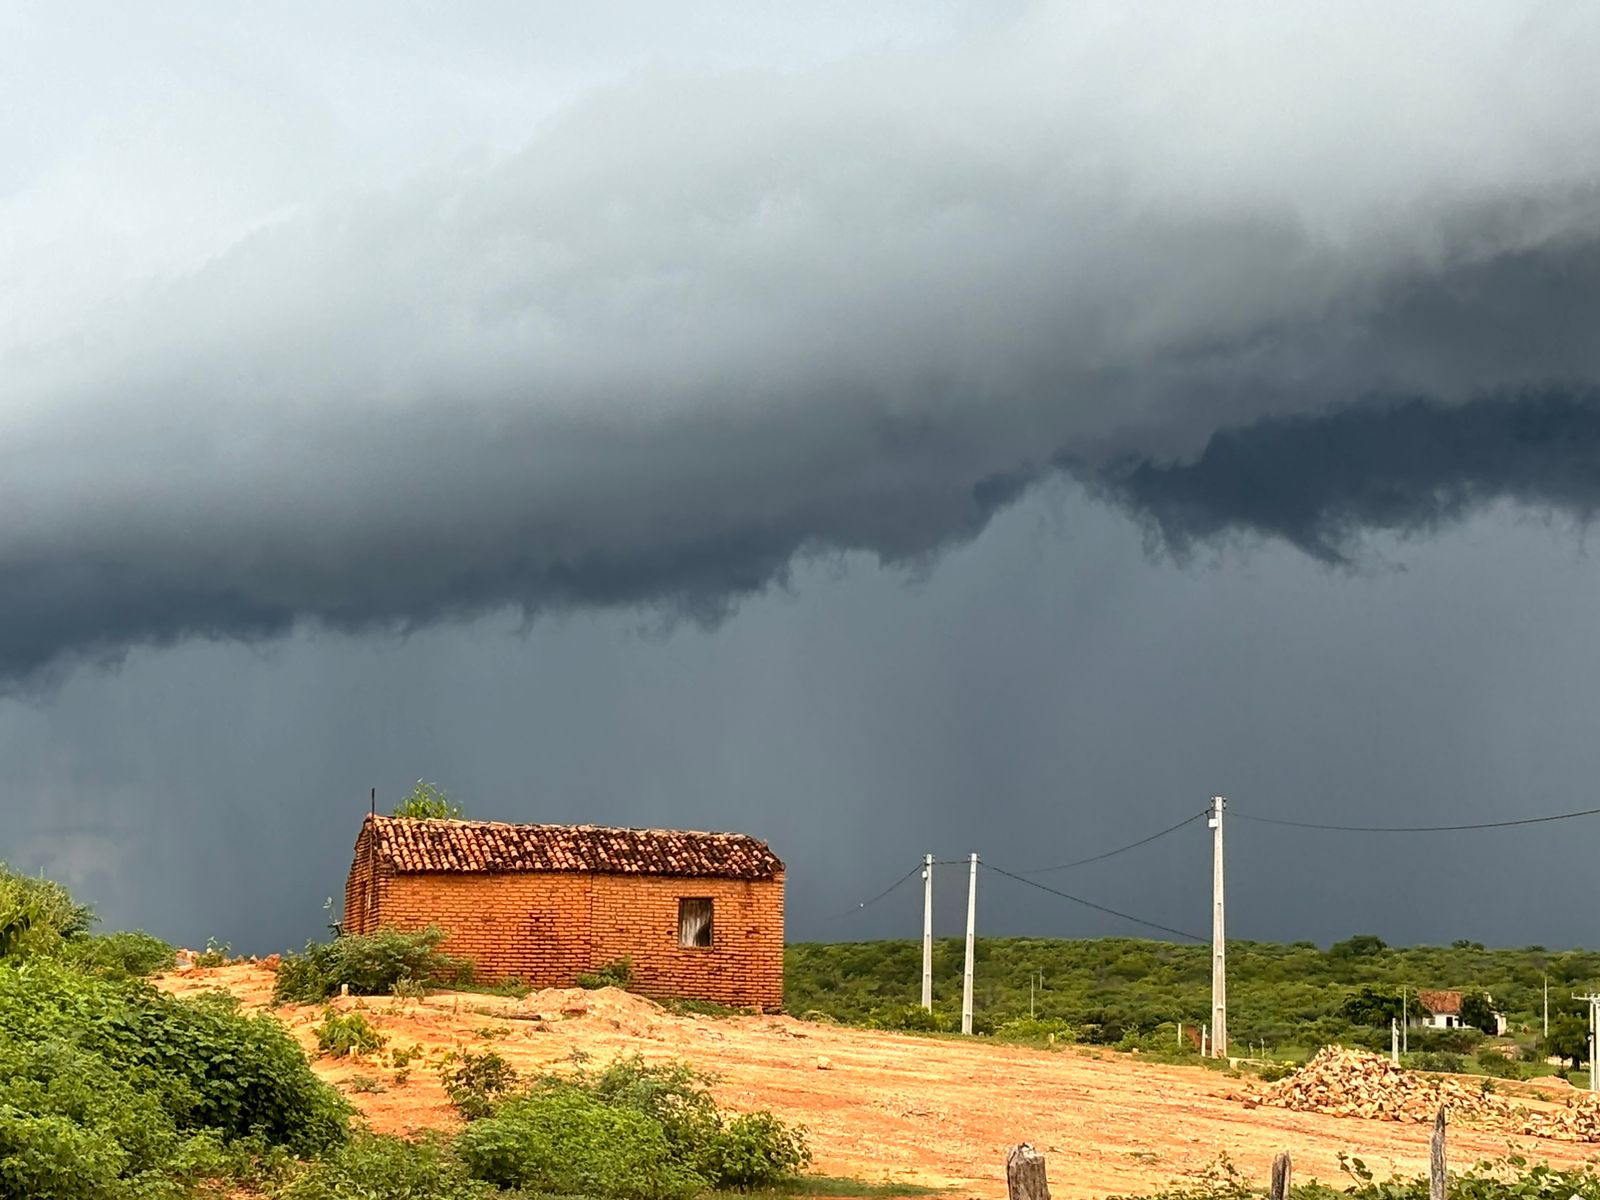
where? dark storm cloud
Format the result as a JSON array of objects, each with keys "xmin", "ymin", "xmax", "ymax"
[
  {"xmin": 1085, "ymin": 387, "xmax": 1600, "ymax": 562},
  {"xmin": 7, "ymin": 4, "xmax": 1600, "ymax": 683}
]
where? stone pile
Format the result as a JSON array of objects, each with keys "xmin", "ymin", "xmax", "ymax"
[
  {"xmin": 1254, "ymin": 1046, "xmax": 1520, "ymax": 1126},
  {"xmin": 1522, "ymin": 1093, "xmax": 1600, "ymax": 1142}
]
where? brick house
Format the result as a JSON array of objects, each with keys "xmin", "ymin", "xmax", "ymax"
[{"xmin": 343, "ymin": 814, "xmax": 785, "ymax": 1009}]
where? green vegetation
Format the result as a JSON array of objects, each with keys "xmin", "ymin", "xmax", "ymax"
[
  {"xmin": 1109, "ymin": 1153, "xmax": 1600, "ymax": 1200},
  {"xmin": 785, "ymin": 936, "xmax": 1599, "ymax": 1069},
  {"xmin": 315, "ymin": 1010, "xmax": 389, "ymax": 1058},
  {"xmin": 273, "ymin": 925, "xmax": 470, "ymax": 1004},
  {"xmin": 0, "ymin": 861, "xmax": 350, "ymax": 1198},
  {"xmin": 577, "ymin": 956, "xmax": 635, "ymax": 989},
  {"xmin": 392, "ymin": 780, "xmax": 464, "ymax": 820}
]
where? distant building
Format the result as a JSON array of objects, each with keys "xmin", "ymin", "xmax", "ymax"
[
  {"xmin": 343, "ymin": 814, "xmax": 785, "ymax": 1009},
  {"xmin": 1413, "ymin": 989, "xmax": 1508, "ymax": 1035}
]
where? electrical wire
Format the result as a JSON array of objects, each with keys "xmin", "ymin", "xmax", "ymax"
[
  {"xmin": 1016, "ymin": 810, "xmax": 1209, "ymax": 874},
  {"xmin": 1233, "ymin": 804, "xmax": 1600, "ymax": 833},
  {"xmin": 825, "ymin": 861, "xmax": 925, "ymax": 920},
  {"xmin": 981, "ymin": 861, "xmax": 1208, "ymax": 942}
]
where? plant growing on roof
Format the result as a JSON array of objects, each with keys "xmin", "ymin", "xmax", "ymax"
[{"xmin": 392, "ymin": 780, "xmax": 464, "ymax": 820}]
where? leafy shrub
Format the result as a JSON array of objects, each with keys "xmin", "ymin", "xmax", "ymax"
[
  {"xmin": 315, "ymin": 1010, "xmax": 387, "ymax": 1058},
  {"xmin": 276, "ymin": 1131, "xmax": 492, "ymax": 1200},
  {"xmin": 510, "ymin": 1054, "xmax": 810, "ymax": 1190},
  {"xmin": 576, "ymin": 956, "xmax": 634, "ymax": 989},
  {"xmin": 440, "ymin": 1049, "xmax": 520, "ymax": 1119},
  {"xmin": 1476, "ymin": 1045, "xmax": 1525, "ymax": 1079},
  {"xmin": 0, "ymin": 959, "xmax": 349, "ymax": 1155},
  {"xmin": 455, "ymin": 1089, "xmax": 704, "ymax": 1200},
  {"xmin": 194, "ymin": 937, "xmax": 231, "ymax": 967},
  {"xmin": 391, "ymin": 780, "xmax": 464, "ymax": 820},
  {"xmin": 58, "ymin": 931, "xmax": 175, "ymax": 978},
  {"xmin": 698, "ymin": 1110, "xmax": 812, "ymax": 1188},
  {"xmin": 0, "ymin": 865, "xmax": 93, "ymax": 960},
  {"xmin": 993, "ymin": 1016, "xmax": 1077, "ymax": 1043},
  {"xmin": 272, "ymin": 926, "xmax": 468, "ymax": 1004},
  {"xmin": 867, "ymin": 1004, "xmax": 952, "ymax": 1033}
]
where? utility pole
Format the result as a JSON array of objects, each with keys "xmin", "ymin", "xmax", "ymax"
[
  {"xmin": 961, "ymin": 852, "xmax": 978, "ymax": 1035},
  {"xmin": 921, "ymin": 854, "xmax": 934, "ymax": 1012},
  {"xmin": 1391, "ymin": 1017, "xmax": 1400, "ymax": 1065},
  {"xmin": 1209, "ymin": 795, "xmax": 1228, "ymax": 1058},
  {"xmin": 1544, "ymin": 973, "xmax": 1549, "ymax": 1039},
  {"xmin": 1401, "ymin": 986, "xmax": 1408, "ymax": 1055}
]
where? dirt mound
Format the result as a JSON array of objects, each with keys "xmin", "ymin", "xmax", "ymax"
[{"xmin": 1255, "ymin": 1046, "xmax": 1521, "ymax": 1126}]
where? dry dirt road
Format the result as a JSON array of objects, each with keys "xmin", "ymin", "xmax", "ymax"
[{"xmin": 158, "ymin": 965, "xmax": 1599, "ymax": 1199}]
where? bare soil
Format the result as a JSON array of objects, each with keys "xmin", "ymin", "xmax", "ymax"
[{"xmin": 157, "ymin": 965, "xmax": 1600, "ymax": 1199}]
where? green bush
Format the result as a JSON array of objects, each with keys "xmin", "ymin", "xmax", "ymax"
[
  {"xmin": 576, "ymin": 956, "xmax": 634, "ymax": 990},
  {"xmin": 0, "ymin": 959, "xmax": 349, "ymax": 1156},
  {"xmin": 0, "ymin": 865, "xmax": 93, "ymax": 960},
  {"xmin": 58, "ymin": 931, "xmax": 175, "ymax": 979},
  {"xmin": 315, "ymin": 1010, "xmax": 387, "ymax": 1058},
  {"xmin": 440, "ymin": 1049, "xmax": 520, "ymax": 1119},
  {"xmin": 510, "ymin": 1054, "xmax": 811, "ymax": 1190},
  {"xmin": 993, "ymin": 1016, "xmax": 1077, "ymax": 1043},
  {"xmin": 697, "ymin": 1110, "xmax": 812, "ymax": 1188},
  {"xmin": 455, "ymin": 1090, "xmax": 704, "ymax": 1200},
  {"xmin": 866, "ymin": 1004, "xmax": 952, "ymax": 1032},
  {"xmin": 276, "ymin": 1131, "xmax": 491, "ymax": 1200},
  {"xmin": 273, "ymin": 926, "xmax": 469, "ymax": 1004}
]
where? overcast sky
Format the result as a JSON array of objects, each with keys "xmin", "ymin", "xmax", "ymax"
[{"xmin": 6, "ymin": 2, "xmax": 1600, "ymax": 956}]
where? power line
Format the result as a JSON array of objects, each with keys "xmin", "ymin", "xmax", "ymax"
[
  {"xmin": 1017, "ymin": 810, "xmax": 1208, "ymax": 874},
  {"xmin": 982, "ymin": 861, "xmax": 1207, "ymax": 942},
  {"xmin": 826, "ymin": 861, "xmax": 924, "ymax": 920},
  {"xmin": 1234, "ymin": 803, "xmax": 1600, "ymax": 833}
]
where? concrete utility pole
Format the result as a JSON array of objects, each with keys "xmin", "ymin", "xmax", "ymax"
[
  {"xmin": 921, "ymin": 854, "xmax": 934, "ymax": 1012},
  {"xmin": 962, "ymin": 853, "xmax": 978, "ymax": 1034},
  {"xmin": 1209, "ymin": 795, "xmax": 1228, "ymax": 1058},
  {"xmin": 1401, "ymin": 986, "xmax": 1408, "ymax": 1055},
  {"xmin": 1544, "ymin": 973, "xmax": 1549, "ymax": 1039},
  {"xmin": 1574, "ymin": 993, "xmax": 1600, "ymax": 1092}
]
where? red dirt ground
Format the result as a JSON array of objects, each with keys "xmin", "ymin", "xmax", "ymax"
[{"xmin": 157, "ymin": 964, "xmax": 1600, "ymax": 1199}]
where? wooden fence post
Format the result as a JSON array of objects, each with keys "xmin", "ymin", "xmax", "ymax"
[
  {"xmin": 1429, "ymin": 1105, "xmax": 1447, "ymax": 1200},
  {"xmin": 1270, "ymin": 1152, "xmax": 1292, "ymax": 1200},
  {"xmin": 1007, "ymin": 1144, "xmax": 1050, "ymax": 1200}
]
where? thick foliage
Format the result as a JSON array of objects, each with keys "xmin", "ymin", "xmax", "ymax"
[
  {"xmin": 455, "ymin": 1090, "xmax": 703, "ymax": 1200},
  {"xmin": 57, "ymin": 931, "xmax": 175, "ymax": 979},
  {"xmin": 467, "ymin": 1049, "xmax": 806, "ymax": 1196},
  {"xmin": 273, "ymin": 926, "xmax": 469, "ymax": 1004},
  {"xmin": 275, "ymin": 1132, "xmax": 491, "ymax": 1200},
  {"xmin": 0, "ymin": 961, "xmax": 348, "ymax": 1157},
  {"xmin": 786, "ymin": 936, "xmax": 1592, "ymax": 1059},
  {"xmin": 0, "ymin": 865, "xmax": 93, "ymax": 960}
]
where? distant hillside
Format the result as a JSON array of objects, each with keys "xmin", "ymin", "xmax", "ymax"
[{"xmin": 784, "ymin": 937, "xmax": 1600, "ymax": 1052}]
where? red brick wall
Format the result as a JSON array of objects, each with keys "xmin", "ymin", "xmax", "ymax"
[
  {"xmin": 590, "ymin": 874, "xmax": 784, "ymax": 1010},
  {"xmin": 343, "ymin": 846, "xmax": 784, "ymax": 1008}
]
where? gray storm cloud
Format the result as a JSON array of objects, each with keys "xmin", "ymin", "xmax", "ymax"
[{"xmin": 6, "ymin": 3, "xmax": 1600, "ymax": 682}]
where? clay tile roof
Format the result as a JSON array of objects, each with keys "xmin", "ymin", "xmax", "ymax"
[
  {"xmin": 362, "ymin": 814, "xmax": 783, "ymax": 880},
  {"xmin": 1417, "ymin": 989, "xmax": 1462, "ymax": 1015}
]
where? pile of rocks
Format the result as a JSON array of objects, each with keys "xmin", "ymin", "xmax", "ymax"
[
  {"xmin": 1522, "ymin": 1093, "xmax": 1600, "ymax": 1141},
  {"xmin": 1254, "ymin": 1046, "xmax": 1519, "ymax": 1126}
]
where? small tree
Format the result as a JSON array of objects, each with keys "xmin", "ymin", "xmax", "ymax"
[
  {"xmin": 1328, "ymin": 934, "xmax": 1388, "ymax": 960},
  {"xmin": 1544, "ymin": 1014, "xmax": 1589, "ymax": 1068},
  {"xmin": 1459, "ymin": 990, "xmax": 1498, "ymax": 1035},
  {"xmin": 392, "ymin": 780, "xmax": 463, "ymax": 820}
]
